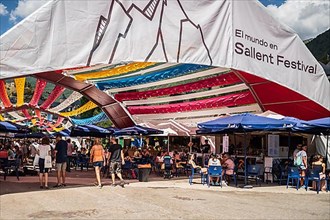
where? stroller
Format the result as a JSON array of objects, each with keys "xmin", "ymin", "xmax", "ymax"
[{"xmin": 163, "ymin": 156, "xmax": 173, "ymax": 179}]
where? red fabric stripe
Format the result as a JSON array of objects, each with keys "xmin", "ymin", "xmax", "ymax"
[
  {"xmin": 128, "ymin": 91, "xmax": 255, "ymax": 114},
  {"xmin": 21, "ymin": 109, "xmax": 32, "ymax": 120},
  {"xmin": 53, "ymin": 117, "xmax": 64, "ymax": 127},
  {"xmin": 40, "ymin": 85, "xmax": 65, "ymax": 109},
  {"xmin": 0, "ymin": 80, "xmax": 12, "ymax": 107},
  {"xmin": 115, "ymin": 72, "xmax": 241, "ymax": 101},
  {"xmin": 29, "ymin": 79, "xmax": 47, "ymax": 106}
]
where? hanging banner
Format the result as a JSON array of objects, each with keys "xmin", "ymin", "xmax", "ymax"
[
  {"xmin": 0, "ymin": 80, "xmax": 12, "ymax": 107},
  {"xmin": 49, "ymin": 91, "xmax": 83, "ymax": 112},
  {"xmin": 29, "ymin": 79, "xmax": 47, "ymax": 106},
  {"xmin": 14, "ymin": 77, "xmax": 25, "ymax": 107},
  {"xmin": 222, "ymin": 135, "xmax": 229, "ymax": 153},
  {"xmin": 115, "ymin": 72, "xmax": 239, "ymax": 101},
  {"xmin": 267, "ymin": 134, "xmax": 279, "ymax": 157},
  {"xmin": 128, "ymin": 91, "xmax": 254, "ymax": 114},
  {"xmin": 60, "ymin": 101, "xmax": 98, "ymax": 117},
  {"xmin": 96, "ymin": 64, "xmax": 209, "ymax": 90},
  {"xmin": 40, "ymin": 85, "xmax": 65, "ymax": 109},
  {"xmin": 71, "ymin": 112, "xmax": 108, "ymax": 125},
  {"xmin": 75, "ymin": 62, "xmax": 156, "ymax": 81}
]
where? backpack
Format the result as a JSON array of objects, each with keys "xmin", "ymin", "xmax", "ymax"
[{"xmin": 294, "ymin": 151, "xmax": 303, "ymax": 166}]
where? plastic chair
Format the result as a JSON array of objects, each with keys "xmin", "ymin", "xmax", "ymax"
[
  {"xmin": 305, "ymin": 169, "xmax": 322, "ymax": 194},
  {"xmin": 122, "ymin": 160, "xmax": 135, "ymax": 179},
  {"xmin": 207, "ymin": 165, "xmax": 222, "ymax": 188},
  {"xmin": 75, "ymin": 154, "xmax": 89, "ymax": 171},
  {"xmin": 3, "ymin": 158, "xmax": 20, "ymax": 180},
  {"xmin": 286, "ymin": 167, "xmax": 303, "ymax": 190},
  {"xmin": 277, "ymin": 165, "xmax": 288, "ymax": 185},
  {"xmin": 247, "ymin": 165, "xmax": 261, "ymax": 186},
  {"xmin": 163, "ymin": 157, "xmax": 172, "ymax": 179}
]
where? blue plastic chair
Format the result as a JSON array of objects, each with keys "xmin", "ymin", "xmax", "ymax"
[
  {"xmin": 277, "ymin": 165, "xmax": 288, "ymax": 185},
  {"xmin": 305, "ymin": 169, "xmax": 322, "ymax": 194},
  {"xmin": 286, "ymin": 167, "xmax": 303, "ymax": 190},
  {"xmin": 247, "ymin": 165, "xmax": 261, "ymax": 186},
  {"xmin": 75, "ymin": 154, "xmax": 89, "ymax": 171},
  {"xmin": 207, "ymin": 165, "xmax": 222, "ymax": 188}
]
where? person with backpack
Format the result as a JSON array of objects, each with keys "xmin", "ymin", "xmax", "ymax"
[
  {"xmin": 295, "ymin": 145, "xmax": 308, "ymax": 187},
  {"xmin": 293, "ymin": 144, "xmax": 302, "ymax": 165}
]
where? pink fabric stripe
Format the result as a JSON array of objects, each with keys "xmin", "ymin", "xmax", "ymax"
[
  {"xmin": 115, "ymin": 72, "xmax": 241, "ymax": 101},
  {"xmin": 128, "ymin": 91, "xmax": 255, "ymax": 114}
]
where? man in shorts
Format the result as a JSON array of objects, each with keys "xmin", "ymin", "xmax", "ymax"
[
  {"xmin": 107, "ymin": 137, "xmax": 125, "ymax": 186},
  {"xmin": 54, "ymin": 134, "xmax": 68, "ymax": 187},
  {"xmin": 296, "ymin": 145, "xmax": 308, "ymax": 187}
]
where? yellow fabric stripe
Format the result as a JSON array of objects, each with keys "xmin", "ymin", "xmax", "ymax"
[
  {"xmin": 52, "ymin": 126, "xmax": 65, "ymax": 132},
  {"xmin": 14, "ymin": 77, "xmax": 25, "ymax": 107},
  {"xmin": 74, "ymin": 62, "xmax": 156, "ymax": 81},
  {"xmin": 0, "ymin": 114, "xmax": 4, "ymax": 121},
  {"xmin": 60, "ymin": 101, "xmax": 98, "ymax": 117},
  {"xmin": 31, "ymin": 119, "xmax": 37, "ymax": 125}
]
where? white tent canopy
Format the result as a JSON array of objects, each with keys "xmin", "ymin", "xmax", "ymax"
[{"xmin": 0, "ymin": 0, "xmax": 329, "ymax": 126}]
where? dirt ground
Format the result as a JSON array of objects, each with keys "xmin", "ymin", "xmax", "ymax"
[{"xmin": 1, "ymin": 170, "xmax": 329, "ymax": 219}]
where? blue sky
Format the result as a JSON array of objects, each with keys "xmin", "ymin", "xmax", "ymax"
[{"xmin": 0, "ymin": 0, "xmax": 329, "ymax": 40}]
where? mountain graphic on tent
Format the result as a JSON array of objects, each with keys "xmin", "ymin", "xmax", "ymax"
[{"xmin": 87, "ymin": 0, "xmax": 212, "ymax": 66}]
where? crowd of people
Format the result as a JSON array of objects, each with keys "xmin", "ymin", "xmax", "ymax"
[{"xmin": 0, "ymin": 137, "xmax": 328, "ymax": 191}]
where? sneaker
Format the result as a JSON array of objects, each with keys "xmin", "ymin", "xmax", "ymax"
[
  {"xmin": 53, "ymin": 184, "xmax": 62, "ymax": 188},
  {"xmin": 300, "ymin": 185, "xmax": 306, "ymax": 189},
  {"xmin": 62, "ymin": 184, "xmax": 66, "ymax": 187},
  {"xmin": 98, "ymin": 184, "xmax": 103, "ymax": 189},
  {"xmin": 45, "ymin": 186, "xmax": 49, "ymax": 190}
]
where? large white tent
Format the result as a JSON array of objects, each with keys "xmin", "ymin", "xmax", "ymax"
[{"xmin": 0, "ymin": 0, "xmax": 329, "ymax": 128}]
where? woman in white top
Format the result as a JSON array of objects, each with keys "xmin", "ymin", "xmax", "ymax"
[
  {"xmin": 37, "ymin": 137, "xmax": 52, "ymax": 189},
  {"xmin": 208, "ymin": 154, "xmax": 221, "ymax": 185}
]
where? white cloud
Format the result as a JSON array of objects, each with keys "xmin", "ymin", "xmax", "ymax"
[
  {"xmin": 266, "ymin": 0, "xmax": 330, "ymax": 40},
  {"xmin": 0, "ymin": 3, "xmax": 9, "ymax": 16},
  {"xmin": 9, "ymin": 0, "xmax": 50, "ymax": 23}
]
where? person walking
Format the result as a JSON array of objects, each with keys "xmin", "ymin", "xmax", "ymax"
[
  {"xmin": 90, "ymin": 138, "xmax": 105, "ymax": 189},
  {"xmin": 107, "ymin": 137, "xmax": 125, "ymax": 187},
  {"xmin": 54, "ymin": 134, "xmax": 68, "ymax": 188},
  {"xmin": 37, "ymin": 137, "xmax": 52, "ymax": 189}
]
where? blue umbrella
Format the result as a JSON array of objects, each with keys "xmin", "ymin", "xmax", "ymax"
[
  {"xmin": 114, "ymin": 125, "xmax": 163, "ymax": 136},
  {"xmin": 14, "ymin": 132, "xmax": 48, "ymax": 138},
  {"xmin": 198, "ymin": 113, "xmax": 295, "ymax": 132},
  {"xmin": 0, "ymin": 121, "xmax": 31, "ymax": 133},
  {"xmin": 51, "ymin": 129, "xmax": 71, "ymax": 137},
  {"xmin": 293, "ymin": 117, "xmax": 330, "ymax": 134},
  {"xmin": 197, "ymin": 113, "xmax": 295, "ymax": 187},
  {"xmin": 70, "ymin": 125, "xmax": 112, "ymax": 137}
]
